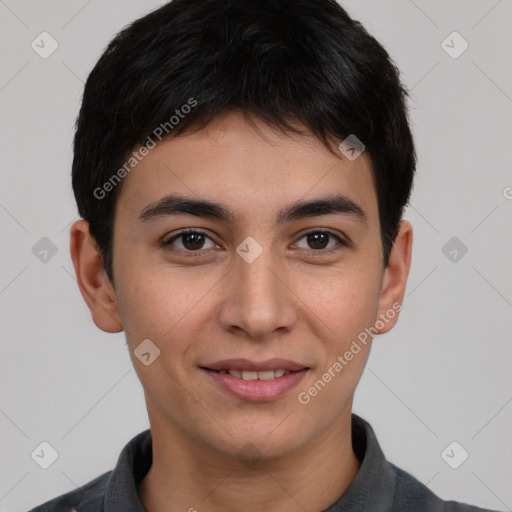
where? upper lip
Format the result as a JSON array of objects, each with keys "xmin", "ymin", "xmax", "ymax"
[{"xmin": 203, "ymin": 358, "xmax": 309, "ymax": 372}]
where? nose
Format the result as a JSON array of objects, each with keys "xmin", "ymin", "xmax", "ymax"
[{"xmin": 217, "ymin": 242, "xmax": 299, "ymax": 341}]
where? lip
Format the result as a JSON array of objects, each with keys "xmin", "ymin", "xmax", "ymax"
[
  {"xmin": 203, "ymin": 358, "xmax": 308, "ymax": 372},
  {"xmin": 202, "ymin": 367, "xmax": 309, "ymax": 402}
]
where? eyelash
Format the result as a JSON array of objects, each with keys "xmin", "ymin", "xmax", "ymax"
[{"xmin": 160, "ymin": 229, "xmax": 349, "ymax": 258}]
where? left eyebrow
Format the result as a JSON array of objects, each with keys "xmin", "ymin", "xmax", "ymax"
[
  {"xmin": 137, "ymin": 193, "xmax": 367, "ymax": 226},
  {"xmin": 276, "ymin": 194, "xmax": 367, "ymax": 226}
]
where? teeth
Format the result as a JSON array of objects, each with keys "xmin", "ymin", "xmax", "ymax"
[
  {"xmin": 257, "ymin": 371, "xmax": 276, "ymax": 380},
  {"xmin": 223, "ymin": 369, "xmax": 291, "ymax": 380}
]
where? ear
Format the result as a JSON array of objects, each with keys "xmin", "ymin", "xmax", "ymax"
[
  {"xmin": 69, "ymin": 219, "xmax": 123, "ymax": 333},
  {"xmin": 375, "ymin": 220, "xmax": 413, "ymax": 334}
]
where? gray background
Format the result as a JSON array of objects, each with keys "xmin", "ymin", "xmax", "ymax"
[{"xmin": 0, "ymin": 1, "xmax": 511, "ymax": 510}]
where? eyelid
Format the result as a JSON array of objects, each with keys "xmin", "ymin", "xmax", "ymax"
[{"xmin": 163, "ymin": 228, "xmax": 215, "ymax": 244}]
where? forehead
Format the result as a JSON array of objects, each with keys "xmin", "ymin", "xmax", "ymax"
[{"xmin": 115, "ymin": 111, "xmax": 378, "ymax": 227}]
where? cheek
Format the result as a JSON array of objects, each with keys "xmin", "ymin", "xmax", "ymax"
[
  {"xmin": 115, "ymin": 276, "xmax": 166, "ymax": 339},
  {"xmin": 300, "ymin": 265, "xmax": 382, "ymax": 349},
  {"xmin": 294, "ymin": 268, "xmax": 380, "ymax": 417},
  {"xmin": 114, "ymin": 261, "xmax": 219, "ymax": 354}
]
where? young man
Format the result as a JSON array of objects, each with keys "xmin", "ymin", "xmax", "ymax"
[{"xmin": 29, "ymin": 0, "xmax": 502, "ymax": 511}]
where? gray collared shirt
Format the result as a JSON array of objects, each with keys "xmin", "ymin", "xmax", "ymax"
[{"xmin": 28, "ymin": 414, "xmax": 502, "ymax": 512}]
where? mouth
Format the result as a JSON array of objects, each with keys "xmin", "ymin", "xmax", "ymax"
[{"xmin": 201, "ymin": 358, "xmax": 310, "ymax": 402}]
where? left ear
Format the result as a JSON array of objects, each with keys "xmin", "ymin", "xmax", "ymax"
[{"xmin": 375, "ymin": 220, "xmax": 413, "ymax": 334}]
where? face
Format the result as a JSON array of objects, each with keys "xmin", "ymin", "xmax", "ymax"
[{"xmin": 72, "ymin": 111, "xmax": 412, "ymax": 461}]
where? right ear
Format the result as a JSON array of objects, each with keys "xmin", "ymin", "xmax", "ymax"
[{"xmin": 69, "ymin": 220, "xmax": 123, "ymax": 333}]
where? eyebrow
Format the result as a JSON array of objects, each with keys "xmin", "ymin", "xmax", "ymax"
[{"xmin": 137, "ymin": 193, "xmax": 367, "ymax": 226}]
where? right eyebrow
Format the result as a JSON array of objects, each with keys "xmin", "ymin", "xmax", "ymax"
[{"xmin": 138, "ymin": 195, "xmax": 238, "ymax": 224}]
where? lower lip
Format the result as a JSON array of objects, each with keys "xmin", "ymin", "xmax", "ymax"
[{"xmin": 203, "ymin": 369, "xmax": 308, "ymax": 402}]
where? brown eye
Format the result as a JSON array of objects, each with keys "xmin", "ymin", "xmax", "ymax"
[
  {"xmin": 179, "ymin": 232, "xmax": 206, "ymax": 250},
  {"xmin": 162, "ymin": 229, "xmax": 217, "ymax": 254},
  {"xmin": 295, "ymin": 230, "xmax": 347, "ymax": 252},
  {"xmin": 306, "ymin": 232, "xmax": 329, "ymax": 250}
]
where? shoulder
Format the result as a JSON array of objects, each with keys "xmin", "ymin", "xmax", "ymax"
[
  {"xmin": 391, "ymin": 463, "xmax": 503, "ymax": 512},
  {"xmin": 27, "ymin": 471, "xmax": 111, "ymax": 512}
]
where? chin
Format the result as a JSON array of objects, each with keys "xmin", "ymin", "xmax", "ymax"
[{"xmin": 205, "ymin": 421, "xmax": 308, "ymax": 462}]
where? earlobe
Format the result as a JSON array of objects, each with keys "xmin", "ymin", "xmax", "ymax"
[
  {"xmin": 375, "ymin": 220, "xmax": 413, "ymax": 335},
  {"xmin": 69, "ymin": 220, "xmax": 123, "ymax": 333}
]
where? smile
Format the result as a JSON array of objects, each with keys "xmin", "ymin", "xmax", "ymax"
[{"xmin": 201, "ymin": 358, "xmax": 310, "ymax": 401}]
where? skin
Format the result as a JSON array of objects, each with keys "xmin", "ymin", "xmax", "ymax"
[{"xmin": 70, "ymin": 111, "xmax": 412, "ymax": 512}]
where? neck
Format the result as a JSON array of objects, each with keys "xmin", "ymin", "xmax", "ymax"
[{"xmin": 138, "ymin": 407, "xmax": 360, "ymax": 512}]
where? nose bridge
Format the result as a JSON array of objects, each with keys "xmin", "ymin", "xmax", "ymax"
[{"xmin": 240, "ymin": 250, "xmax": 280, "ymax": 302}]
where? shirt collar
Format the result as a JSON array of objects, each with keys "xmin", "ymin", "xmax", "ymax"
[
  {"xmin": 103, "ymin": 414, "xmax": 396, "ymax": 512},
  {"xmin": 104, "ymin": 428, "xmax": 152, "ymax": 512},
  {"xmin": 324, "ymin": 414, "xmax": 396, "ymax": 511}
]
